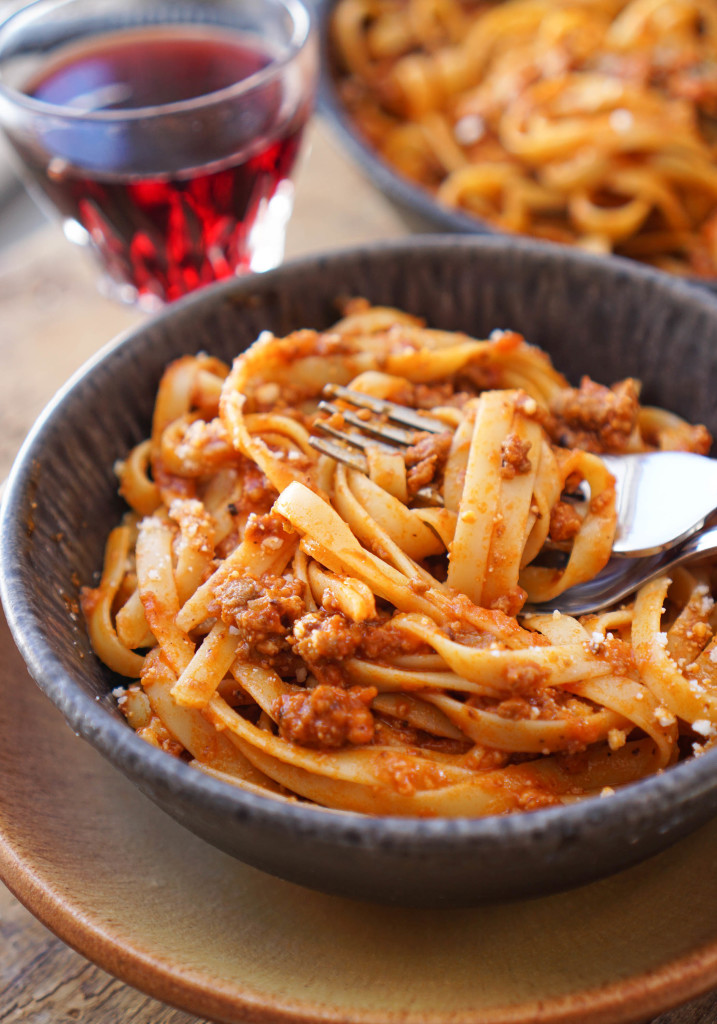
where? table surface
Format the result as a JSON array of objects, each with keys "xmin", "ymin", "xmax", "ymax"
[{"xmin": 1, "ymin": 117, "xmax": 716, "ymax": 1024}]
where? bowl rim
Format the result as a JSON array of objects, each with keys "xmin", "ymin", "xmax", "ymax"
[{"xmin": 4, "ymin": 233, "xmax": 717, "ymax": 851}]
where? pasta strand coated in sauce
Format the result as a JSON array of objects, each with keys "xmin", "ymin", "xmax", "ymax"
[{"xmin": 82, "ymin": 302, "xmax": 717, "ymax": 816}]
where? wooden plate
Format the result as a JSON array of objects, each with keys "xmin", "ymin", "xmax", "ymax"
[{"xmin": 2, "ymin": 602, "xmax": 717, "ymax": 1024}]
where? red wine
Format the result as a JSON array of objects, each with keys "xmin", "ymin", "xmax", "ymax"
[{"xmin": 16, "ymin": 28, "xmax": 310, "ymax": 303}]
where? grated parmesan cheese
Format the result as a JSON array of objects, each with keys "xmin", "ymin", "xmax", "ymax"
[
  {"xmin": 454, "ymin": 114, "xmax": 485, "ymax": 145},
  {"xmin": 609, "ymin": 108, "xmax": 634, "ymax": 132},
  {"xmin": 588, "ymin": 631, "xmax": 605, "ymax": 654},
  {"xmin": 262, "ymin": 535, "xmax": 283, "ymax": 550},
  {"xmin": 608, "ymin": 729, "xmax": 626, "ymax": 751},
  {"xmin": 654, "ymin": 706, "xmax": 676, "ymax": 727},
  {"xmin": 521, "ymin": 397, "xmax": 538, "ymax": 416}
]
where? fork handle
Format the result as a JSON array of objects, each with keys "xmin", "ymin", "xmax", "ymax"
[
  {"xmin": 666, "ymin": 521, "xmax": 717, "ymax": 569},
  {"xmin": 604, "ymin": 523, "xmax": 717, "ymax": 606},
  {"xmin": 597, "ymin": 524, "xmax": 717, "ymax": 608},
  {"xmin": 525, "ymin": 523, "xmax": 717, "ymax": 617}
]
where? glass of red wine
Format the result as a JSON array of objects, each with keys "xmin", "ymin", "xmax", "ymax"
[{"xmin": 0, "ymin": 0, "xmax": 317, "ymax": 308}]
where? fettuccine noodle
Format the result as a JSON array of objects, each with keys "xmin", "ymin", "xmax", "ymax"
[
  {"xmin": 330, "ymin": 0, "xmax": 717, "ymax": 276},
  {"xmin": 82, "ymin": 301, "xmax": 717, "ymax": 816}
]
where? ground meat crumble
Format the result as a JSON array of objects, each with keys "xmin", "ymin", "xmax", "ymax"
[
  {"xmin": 291, "ymin": 611, "xmax": 365, "ymax": 663},
  {"xmin": 411, "ymin": 381, "xmax": 472, "ymax": 409},
  {"xmin": 244, "ymin": 510, "xmax": 293, "ymax": 545},
  {"xmin": 403, "ymin": 431, "xmax": 453, "ymax": 495},
  {"xmin": 549, "ymin": 500, "xmax": 583, "ymax": 542},
  {"xmin": 500, "ymin": 433, "xmax": 532, "ymax": 478},
  {"xmin": 548, "ymin": 376, "xmax": 639, "ymax": 453},
  {"xmin": 489, "ymin": 585, "xmax": 528, "ymax": 616},
  {"xmin": 233, "ymin": 458, "xmax": 279, "ymax": 514},
  {"xmin": 503, "ymin": 661, "xmax": 551, "ymax": 693},
  {"xmin": 210, "ymin": 570, "xmax": 306, "ymax": 669},
  {"xmin": 290, "ymin": 608, "xmax": 426, "ymax": 671},
  {"xmin": 168, "ymin": 416, "xmax": 235, "ymax": 476},
  {"xmin": 274, "ymin": 684, "xmax": 377, "ymax": 747}
]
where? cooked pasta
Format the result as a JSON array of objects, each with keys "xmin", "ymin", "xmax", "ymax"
[
  {"xmin": 330, "ymin": 0, "xmax": 717, "ymax": 276},
  {"xmin": 82, "ymin": 301, "xmax": 717, "ymax": 816}
]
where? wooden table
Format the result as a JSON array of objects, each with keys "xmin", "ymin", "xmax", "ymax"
[{"xmin": 0, "ymin": 118, "xmax": 716, "ymax": 1024}]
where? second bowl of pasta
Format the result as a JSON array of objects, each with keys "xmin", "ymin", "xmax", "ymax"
[
  {"xmin": 321, "ymin": 0, "xmax": 717, "ymax": 283},
  {"xmin": 2, "ymin": 235, "xmax": 717, "ymax": 906}
]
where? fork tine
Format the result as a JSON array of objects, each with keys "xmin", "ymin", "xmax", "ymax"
[
  {"xmin": 308, "ymin": 435, "xmax": 368, "ymax": 471},
  {"xmin": 315, "ymin": 419, "xmax": 395, "ymax": 453},
  {"xmin": 318, "ymin": 401, "xmax": 417, "ymax": 446},
  {"xmin": 322, "ymin": 384, "xmax": 447, "ymax": 434},
  {"xmin": 309, "ymin": 433, "xmax": 444, "ymax": 507}
]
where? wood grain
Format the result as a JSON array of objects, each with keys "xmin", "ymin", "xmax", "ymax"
[
  {"xmin": 5, "ymin": 867, "xmax": 717, "ymax": 1024},
  {"xmin": 652, "ymin": 994, "xmax": 717, "ymax": 1024},
  {"xmin": 0, "ymin": 893, "xmax": 205, "ymax": 1023}
]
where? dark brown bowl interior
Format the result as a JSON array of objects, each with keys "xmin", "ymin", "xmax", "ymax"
[{"xmin": 2, "ymin": 236, "xmax": 717, "ymax": 907}]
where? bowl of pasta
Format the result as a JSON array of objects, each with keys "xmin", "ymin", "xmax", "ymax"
[
  {"xmin": 2, "ymin": 236, "xmax": 717, "ymax": 907},
  {"xmin": 321, "ymin": 0, "xmax": 717, "ymax": 282}
]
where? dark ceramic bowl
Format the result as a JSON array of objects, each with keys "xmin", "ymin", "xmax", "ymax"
[
  {"xmin": 3, "ymin": 237, "xmax": 717, "ymax": 908},
  {"xmin": 317, "ymin": 3, "xmax": 717, "ymax": 293}
]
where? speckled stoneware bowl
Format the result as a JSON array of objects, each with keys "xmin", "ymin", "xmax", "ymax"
[{"xmin": 2, "ymin": 237, "xmax": 717, "ymax": 908}]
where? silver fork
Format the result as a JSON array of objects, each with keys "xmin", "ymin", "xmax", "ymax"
[
  {"xmin": 524, "ymin": 526, "xmax": 717, "ymax": 615},
  {"xmin": 309, "ymin": 384, "xmax": 717, "ymax": 614},
  {"xmin": 310, "ymin": 383, "xmax": 450, "ymax": 507}
]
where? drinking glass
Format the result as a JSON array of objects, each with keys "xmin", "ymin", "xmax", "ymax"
[{"xmin": 0, "ymin": 0, "xmax": 317, "ymax": 308}]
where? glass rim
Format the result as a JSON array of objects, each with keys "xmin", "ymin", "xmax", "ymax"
[{"xmin": 0, "ymin": 0, "xmax": 314, "ymax": 122}]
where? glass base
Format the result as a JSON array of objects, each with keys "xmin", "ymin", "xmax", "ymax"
[
  {"xmin": 96, "ymin": 275, "xmax": 165, "ymax": 313},
  {"xmin": 61, "ymin": 178, "xmax": 296, "ymax": 312}
]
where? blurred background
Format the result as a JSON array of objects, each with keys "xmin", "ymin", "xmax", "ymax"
[
  {"xmin": 0, "ymin": 1, "xmax": 47, "ymax": 252},
  {"xmin": 0, "ymin": 138, "xmax": 46, "ymax": 251}
]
